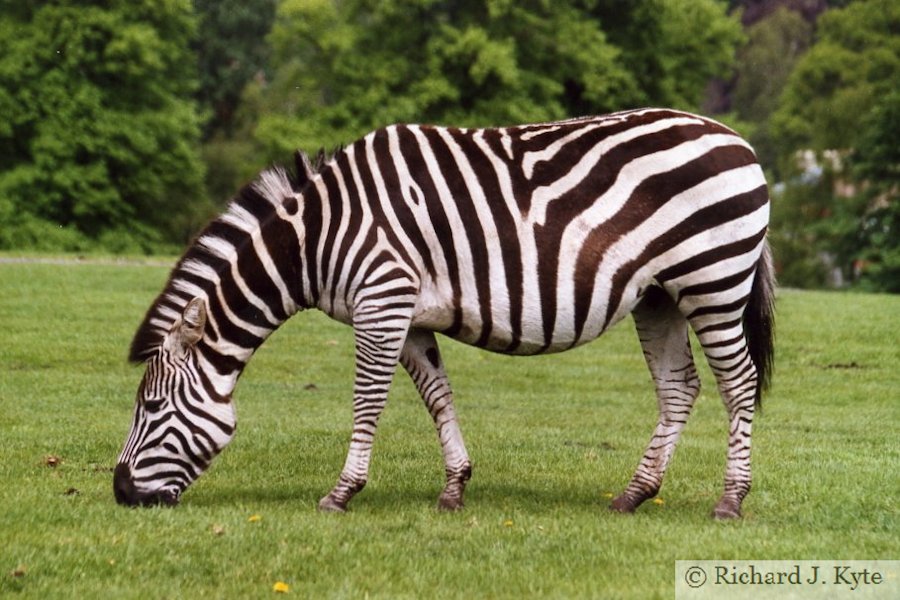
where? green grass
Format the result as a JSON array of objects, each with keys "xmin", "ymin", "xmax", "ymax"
[{"xmin": 1, "ymin": 260, "xmax": 898, "ymax": 598}]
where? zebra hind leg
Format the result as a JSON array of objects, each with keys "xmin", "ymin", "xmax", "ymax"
[
  {"xmin": 611, "ymin": 286, "xmax": 700, "ymax": 514},
  {"xmin": 400, "ymin": 329, "xmax": 472, "ymax": 510},
  {"xmin": 685, "ymin": 294, "xmax": 759, "ymax": 519}
]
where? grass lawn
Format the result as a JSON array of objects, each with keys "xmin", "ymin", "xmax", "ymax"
[{"xmin": 1, "ymin": 259, "xmax": 897, "ymax": 598}]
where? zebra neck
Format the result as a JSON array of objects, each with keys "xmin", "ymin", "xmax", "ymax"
[
  {"xmin": 196, "ymin": 253, "xmax": 303, "ymax": 370},
  {"xmin": 192, "ymin": 222, "xmax": 308, "ymax": 381},
  {"xmin": 194, "ymin": 285, "xmax": 296, "ymax": 400}
]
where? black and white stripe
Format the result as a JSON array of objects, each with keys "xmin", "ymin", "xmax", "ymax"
[
  {"xmin": 115, "ymin": 299, "xmax": 236, "ymax": 506},
  {"xmin": 115, "ymin": 108, "xmax": 774, "ymax": 518}
]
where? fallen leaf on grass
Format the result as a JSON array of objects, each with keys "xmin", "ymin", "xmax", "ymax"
[
  {"xmin": 211, "ymin": 523, "xmax": 225, "ymax": 536},
  {"xmin": 602, "ymin": 492, "xmax": 614, "ymax": 499},
  {"xmin": 10, "ymin": 565, "xmax": 26, "ymax": 578},
  {"xmin": 248, "ymin": 514, "xmax": 262, "ymax": 523},
  {"xmin": 503, "ymin": 519, "xmax": 514, "ymax": 527},
  {"xmin": 652, "ymin": 498, "xmax": 665, "ymax": 506},
  {"xmin": 44, "ymin": 455, "xmax": 61, "ymax": 468},
  {"xmin": 273, "ymin": 581, "xmax": 290, "ymax": 593},
  {"xmin": 303, "ymin": 383, "xmax": 318, "ymax": 391},
  {"xmin": 64, "ymin": 487, "xmax": 80, "ymax": 496}
]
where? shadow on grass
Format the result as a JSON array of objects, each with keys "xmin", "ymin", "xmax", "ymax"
[{"xmin": 182, "ymin": 478, "xmax": 638, "ymax": 515}]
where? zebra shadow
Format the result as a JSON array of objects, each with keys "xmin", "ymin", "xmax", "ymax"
[
  {"xmin": 182, "ymin": 475, "xmax": 716, "ymax": 516},
  {"xmin": 185, "ymin": 482, "xmax": 618, "ymax": 512}
]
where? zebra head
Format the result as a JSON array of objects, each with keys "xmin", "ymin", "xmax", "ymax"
[{"xmin": 114, "ymin": 298, "xmax": 237, "ymax": 507}]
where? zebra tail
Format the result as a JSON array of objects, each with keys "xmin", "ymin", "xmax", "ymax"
[{"xmin": 744, "ymin": 239, "xmax": 776, "ymax": 410}]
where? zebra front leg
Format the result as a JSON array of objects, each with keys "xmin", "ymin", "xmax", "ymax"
[
  {"xmin": 318, "ymin": 297, "xmax": 415, "ymax": 512},
  {"xmin": 400, "ymin": 328, "xmax": 472, "ymax": 511},
  {"xmin": 612, "ymin": 289, "xmax": 700, "ymax": 513}
]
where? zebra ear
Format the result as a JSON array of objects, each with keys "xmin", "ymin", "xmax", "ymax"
[
  {"xmin": 181, "ymin": 298, "xmax": 206, "ymax": 344},
  {"xmin": 166, "ymin": 298, "xmax": 206, "ymax": 356}
]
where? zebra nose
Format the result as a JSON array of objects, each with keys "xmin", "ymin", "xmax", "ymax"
[{"xmin": 113, "ymin": 463, "xmax": 137, "ymax": 506}]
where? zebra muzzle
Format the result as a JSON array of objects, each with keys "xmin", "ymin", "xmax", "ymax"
[{"xmin": 113, "ymin": 463, "xmax": 180, "ymax": 507}]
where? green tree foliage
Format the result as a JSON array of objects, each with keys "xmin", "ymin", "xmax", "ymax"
[
  {"xmin": 769, "ymin": 167, "xmax": 863, "ymax": 289},
  {"xmin": 769, "ymin": 0, "xmax": 900, "ymax": 291},
  {"xmin": 598, "ymin": 0, "xmax": 745, "ymax": 110},
  {"xmin": 193, "ymin": 0, "xmax": 277, "ymax": 138},
  {"xmin": 730, "ymin": 7, "xmax": 813, "ymax": 172},
  {"xmin": 252, "ymin": 0, "xmax": 743, "ymax": 158},
  {"xmin": 772, "ymin": 0, "xmax": 899, "ymax": 158},
  {"xmin": 192, "ymin": 0, "xmax": 277, "ymax": 206},
  {"xmin": 0, "ymin": 0, "xmax": 206, "ymax": 251},
  {"xmin": 848, "ymin": 91, "xmax": 900, "ymax": 292}
]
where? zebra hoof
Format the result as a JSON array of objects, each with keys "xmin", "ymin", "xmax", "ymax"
[
  {"xmin": 437, "ymin": 493, "xmax": 464, "ymax": 511},
  {"xmin": 712, "ymin": 500, "xmax": 742, "ymax": 519},
  {"xmin": 609, "ymin": 494, "xmax": 639, "ymax": 514},
  {"xmin": 318, "ymin": 495, "xmax": 348, "ymax": 513}
]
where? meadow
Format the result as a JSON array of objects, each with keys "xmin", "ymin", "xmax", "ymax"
[{"xmin": 1, "ymin": 258, "xmax": 897, "ymax": 598}]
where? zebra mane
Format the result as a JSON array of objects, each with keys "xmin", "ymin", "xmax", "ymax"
[{"xmin": 128, "ymin": 153, "xmax": 322, "ymax": 363}]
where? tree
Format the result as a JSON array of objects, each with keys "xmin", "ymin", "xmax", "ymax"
[
  {"xmin": 192, "ymin": 0, "xmax": 277, "ymax": 206},
  {"xmin": 847, "ymin": 91, "xmax": 900, "ymax": 292},
  {"xmin": 729, "ymin": 7, "xmax": 813, "ymax": 172},
  {"xmin": 0, "ymin": 0, "xmax": 206, "ymax": 251},
  {"xmin": 595, "ymin": 0, "xmax": 745, "ymax": 110},
  {"xmin": 250, "ymin": 0, "xmax": 743, "ymax": 159},
  {"xmin": 772, "ymin": 0, "xmax": 899, "ymax": 159},
  {"xmin": 769, "ymin": 0, "xmax": 900, "ymax": 291},
  {"xmin": 193, "ymin": 0, "xmax": 277, "ymax": 138}
]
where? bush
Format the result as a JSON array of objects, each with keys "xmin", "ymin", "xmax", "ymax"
[{"xmin": 0, "ymin": 1, "xmax": 206, "ymax": 252}]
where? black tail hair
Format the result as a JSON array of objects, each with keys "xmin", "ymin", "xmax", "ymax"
[{"xmin": 744, "ymin": 240, "xmax": 776, "ymax": 409}]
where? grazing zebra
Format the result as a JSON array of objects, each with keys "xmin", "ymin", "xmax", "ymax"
[{"xmin": 114, "ymin": 108, "xmax": 775, "ymax": 519}]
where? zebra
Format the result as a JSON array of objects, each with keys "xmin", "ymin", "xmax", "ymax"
[{"xmin": 114, "ymin": 108, "xmax": 775, "ymax": 519}]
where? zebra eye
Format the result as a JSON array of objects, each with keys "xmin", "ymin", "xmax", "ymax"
[{"xmin": 143, "ymin": 398, "xmax": 165, "ymax": 413}]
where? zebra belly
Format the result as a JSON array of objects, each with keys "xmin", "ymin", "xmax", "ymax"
[{"xmin": 410, "ymin": 270, "xmax": 638, "ymax": 356}]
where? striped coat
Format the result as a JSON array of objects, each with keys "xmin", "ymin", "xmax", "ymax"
[{"xmin": 116, "ymin": 108, "xmax": 774, "ymax": 518}]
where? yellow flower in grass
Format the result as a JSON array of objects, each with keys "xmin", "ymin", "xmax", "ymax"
[
  {"xmin": 248, "ymin": 514, "xmax": 262, "ymax": 522},
  {"xmin": 602, "ymin": 492, "xmax": 614, "ymax": 499},
  {"xmin": 273, "ymin": 581, "xmax": 290, "ymax": 593},
  {"xmin": 653, "ymin": 498, "xmax": 665, "ymax": 505}
]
